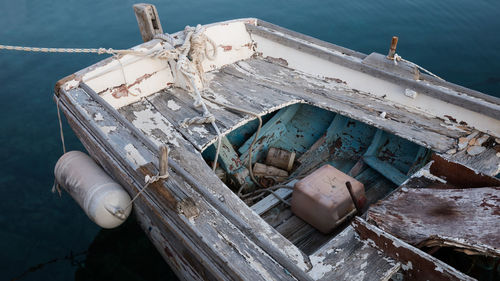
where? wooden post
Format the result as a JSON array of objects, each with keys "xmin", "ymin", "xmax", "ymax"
[
  {"xmin": 387, "ymin": 36, "xmax": 399, "ymax": 59},
  {"xmin": 159, "ymin": 145, "xmax": 169, "ymax": 176},
  {"xmin": 133, "ymin": 3, "xmax": 164, "ymax": 42}
]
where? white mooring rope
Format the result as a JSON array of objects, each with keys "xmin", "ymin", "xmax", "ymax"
[
  {"xmin": 393, "ymin": 53, "xmax": 444, "ymax": 81},
  {"xmin": 1, "ymin": 24, "xmax": 223, "ymax": 173}
]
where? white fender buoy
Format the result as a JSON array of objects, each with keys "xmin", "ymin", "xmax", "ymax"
[{"xmin": 54, "ymin": 151, "xmax": 132, "ymax": 228}]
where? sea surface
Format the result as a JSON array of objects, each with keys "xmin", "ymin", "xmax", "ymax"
[{"xmin": 0, "ymin": 0, "xmax": 499, "ymax": 280}]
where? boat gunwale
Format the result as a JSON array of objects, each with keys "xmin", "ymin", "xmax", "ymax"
[
  {"xmin": 255, "ymin": 19, "xmax": 500, "ymax": 107},
  {"xmin": 248, "ymin": 20, "xmax": 500, "ymax": 119}
]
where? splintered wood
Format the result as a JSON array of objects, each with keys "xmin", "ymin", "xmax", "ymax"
[{"xmin": 367, "ymin": 187, "xmax": 500, "ymax": 257}]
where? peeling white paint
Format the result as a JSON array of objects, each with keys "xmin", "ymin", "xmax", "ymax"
[
  {"xmin": 308, "ymin": 255, "xmax": 333, "ymax": 280},
  {"xmin": 167, "ymin": 100, "xmax": 181, "ymax": 111},
  {"xmin": 132, "ymin": 107, "xmax": 181, "ymax": 147},
  {"xmin": 94, "ymin": 112, "xmax": 104, "ymax": 121},
  {"xmin": 100, "ymin": 125, "xmax": 116, "ymax": 135},
  {"xmin": 192, "ymin": 126, "xmax": 209, "ymax": 138},
  {"xmin": 63, "ymin": 79, "xmax": 80, "ymax": 90},
  {"xmin": 252, "ymin": 30, "xmax": 500, "ymax": 137},
  {"xmin": 283, "ymin": 245, "xmax": 309, "ymax": 272},
  {"xmin": 124, "ymin": 143, "xmax": 147, "ymax": 166},
  {"xmin": 411, "ymin": 164, "xmax": 447, "ymax": 183},
  {"xmin": 401, "ymin": 261, "xmax": 413, "ymax": 271}
]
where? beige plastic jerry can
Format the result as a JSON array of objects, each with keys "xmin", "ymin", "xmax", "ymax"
[{"xmin": 291, "ymin": 164, "xmax": 366, "ymax": 234}]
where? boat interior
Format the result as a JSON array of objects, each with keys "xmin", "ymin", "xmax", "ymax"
[
  {"xmin": 201, "ymin": 102, "xmax": 430, "ymax": 253},
  {"xmin": 57, "ymin": 18, "xmax": 500, "ymax": 280}
]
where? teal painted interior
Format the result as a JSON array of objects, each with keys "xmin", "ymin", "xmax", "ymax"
[{"xmin": 203, "ymin": 103, "xmax": 432, "ymax": 188}]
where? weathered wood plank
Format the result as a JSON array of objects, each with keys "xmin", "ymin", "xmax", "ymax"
[
  {"xmin": 58, "ymin": 99, "xmax": 220, "ymax": 281},
  {"xmin": 118, "ymin": 96, "xmax": 313, "ymax": 273},
  {"xmin": 444, "ymin": 147, "xmax": 500, "ymax": 176},
  {"xmin": 60, "ymin": 88, "xmax": 310, "ymax": 280},
  {"xmin": 275, "ymin": 215, "xmax": 330, "ymax": 254},
  {"xmin": 309, "ymin": 226, "xmax": 401, "ymax": 281},
  {"xmin": 367, "ymin": 187, "xmax": 500, "ymax": 257},
  {"xmin": 429, "ymin": 153, "xmax": 500, "ymax": 187},
  {"xmin": 251, "ymin": 180, "xmax": 296, "ymax": 215},
  {"xmin": 352, "ymin": 217, "xmax": 476, "ymax": 281},
  {"xmin": 247, "ymin": 22, "xmax": 500, "ymax": 120},
  {"xmin": 262, "ymin": 206, "xmax": 294, "ymax": 228},
  {"xmin": 220, "ymin": 58, "xmax": 461, "ymax": 152},
  {"xmin": 145, "ymin": 90, "xmax": 222, "ymax": 151},
  {"xmin": 133, "ymin": 3, "xmax": 164, "ymax": 42}
]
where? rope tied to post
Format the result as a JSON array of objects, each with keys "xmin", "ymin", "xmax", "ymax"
[
  {"xmin": 110, "ymin": 145, "xmax": 170, "ymax": 219},
  {"xmin": 393, "ymin": 53, "xmax": 444, "ymax": 81},
  {"xmin": 154, "ymin": 24, "xmax": 222, "ymax": 171}
]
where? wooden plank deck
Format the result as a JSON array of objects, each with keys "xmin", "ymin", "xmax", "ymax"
[
  {"xmin": 59, "ymin": 87, "xmax": 313, "ymax": 280},
  {"xmin": 308, "ymin": 226, "xmax": 401, "ymax": 281},
  {"xmin": 119, "ymin": 56, "xmax": 468, "ymax": 156}
]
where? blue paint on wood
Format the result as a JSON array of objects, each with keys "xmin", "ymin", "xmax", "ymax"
[
  {"xmin": 363, "ymin": 156, "xmax": 408, "ymax": 186},
  {"xmin": 225, "ymin": 112, "xmax": 275, "ymax": 148},
  {"xmin": 326, "ymin": 115, "xmax": 377, "ymax": 160},
  {"xmin": 202, "ymin": 136, "xmax": 242, "ymax": 173},
  {"xmin": 202, "ymin": 103, "xmax": 431, "ymax": 190},
  {"xmin": 238, "ymin": 104, "xmax": 302, "ymax": 155},
  {"xmin": 292, "ymin": 114, "xmax": 376, "ymax": 177},
  {"xmin": 408, "ymin": 146, "xmax": 432, "ymax": 175},
  {"xmin": 271, "ymin": 104, "xmax": 336, "ymax": 153},
  {"xmin": 363, "ymin": 129, "xmax": 431, "ymax": 185},
  {"xmin": 238, "ymin": 103, "xmax": 335, "ymax": 166}
]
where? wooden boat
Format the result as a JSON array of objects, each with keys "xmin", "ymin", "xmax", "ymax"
[{"xmin": 54, "ymin": 7, "xmax": 500, "ymax": 280}]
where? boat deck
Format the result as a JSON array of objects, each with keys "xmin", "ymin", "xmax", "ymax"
[
  {"xmin": 109, "ymin": 55, "xmax": 498, "ymax": 280},
  {"xmin": 118, "ymin": 56, "xmax": 468, "ymax": 154}
]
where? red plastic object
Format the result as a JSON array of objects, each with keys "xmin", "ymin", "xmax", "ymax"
[{"xmin": 291, "ymin": 164, "xmax": 366, "ymax": 234}]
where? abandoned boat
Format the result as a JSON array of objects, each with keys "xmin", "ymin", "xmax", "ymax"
[{"xmin": 54, "ymin": 6, "xmax": 500, "ymax": 281}]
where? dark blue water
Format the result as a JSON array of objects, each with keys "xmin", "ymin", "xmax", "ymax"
[{"xmin": 1, "ymin": 1, "xmax": 499, "ymax": 280}]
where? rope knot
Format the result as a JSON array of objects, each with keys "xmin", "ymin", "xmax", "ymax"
[
  {"xmin": 179, "ymin": 113, "xmax": 215, "ymax": 128},
  {"xmin": 145, "ymin": 173, "xmax": 169, "ymax": 184}
]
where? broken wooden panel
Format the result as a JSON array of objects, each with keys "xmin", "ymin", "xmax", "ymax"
[
  {"xmin": 367, "ymin": 187, "xmax": 500, "ymax": 257},
  {"xmin": 352, "ymin": 217, "xmax": 476, "ymax": 281},
  {"xmin": 308, "ymin": 225, "xmax": 401, "ymax": 281},
  {"xmin": 430, "ymin": 154, "xmax": 500, "ymax": 187}
]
